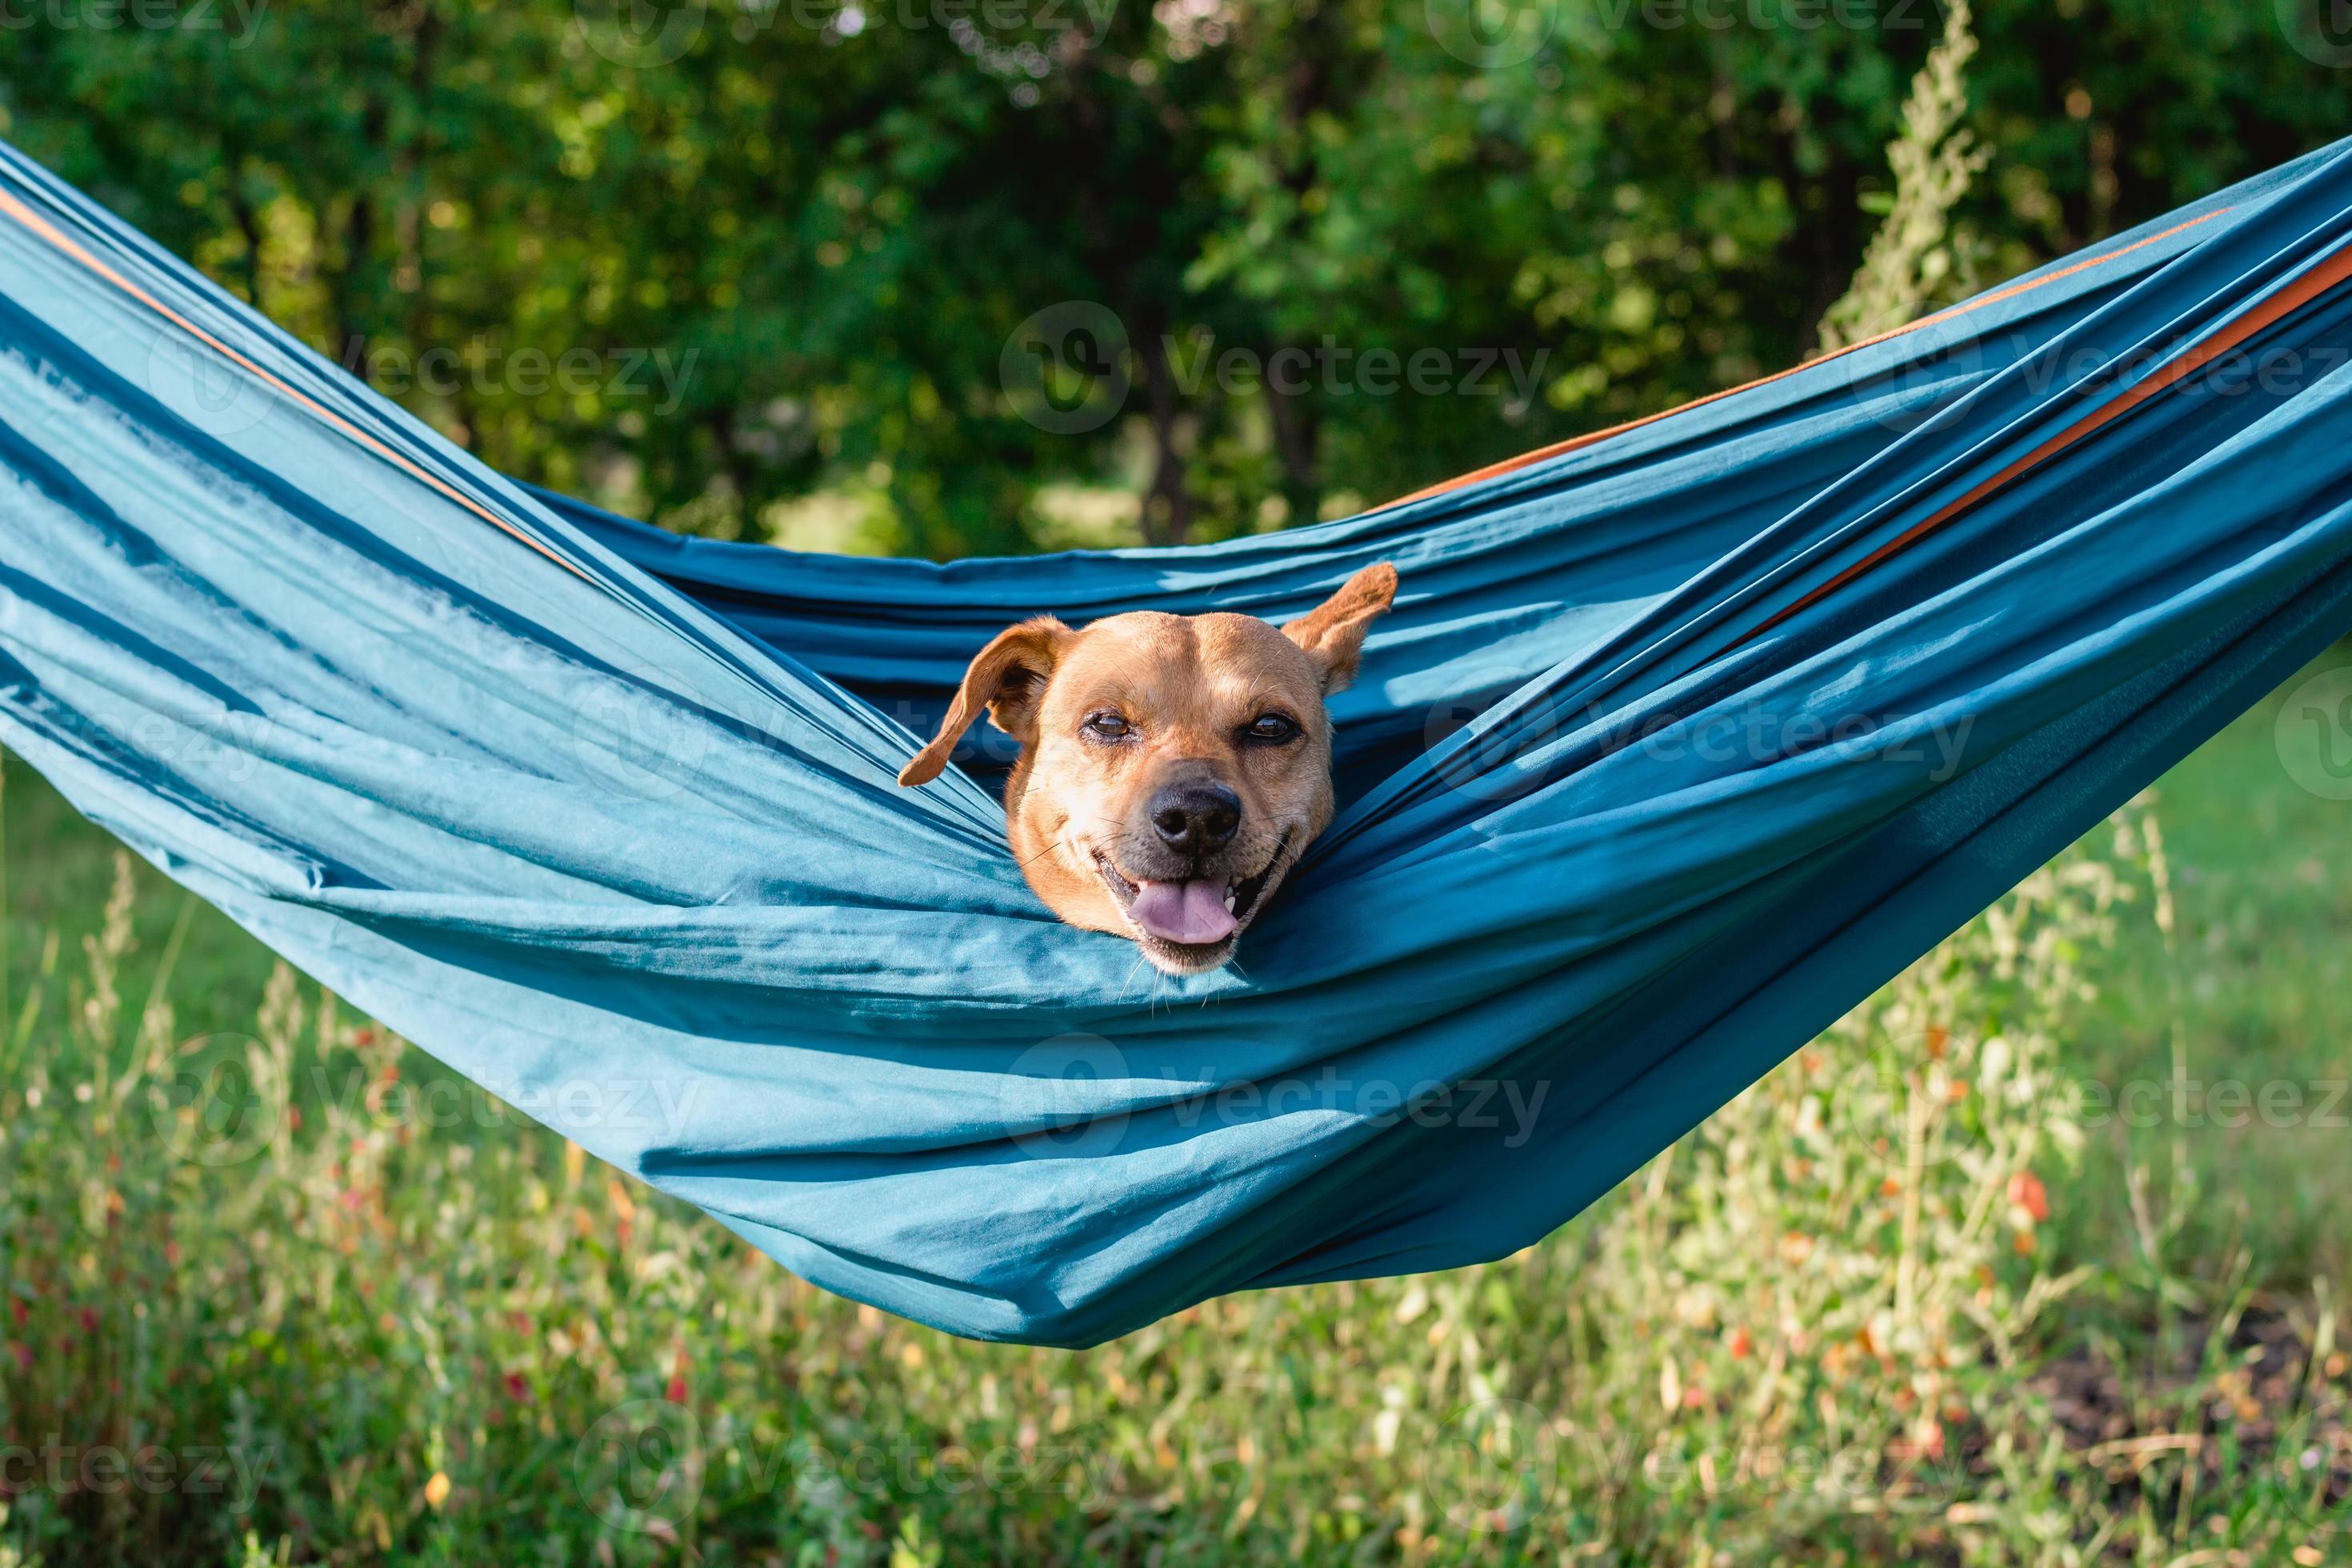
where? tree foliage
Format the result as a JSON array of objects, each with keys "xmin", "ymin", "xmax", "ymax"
[{"xmin": 0, "ymin": 0, "xmax": 2342, "ymax": 556}]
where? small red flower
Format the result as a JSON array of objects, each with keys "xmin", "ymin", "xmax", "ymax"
[
  {"xmin": 1726, "ymin": 1327, "xmax": 1754, "ymax": 1361},
  {"xmin": 504, "ymin": 1371, "xmax": 530, "ymax": 1402},
  {"xmin": 78, "ymin": 1308, "xmax": 97, "ymax": 1334},
  {"xmin": 5, "ymin": 1342, "xmax": 30, "ymax": 1371},
  {"xmin": 2007, "ymin": 1171, "xmax": 2050, "ymax": 1224},
  {"xmin": 8, "ymin": 1301, "xmax": 25, "ymax": 1327}
]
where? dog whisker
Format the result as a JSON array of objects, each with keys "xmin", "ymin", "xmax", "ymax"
[
  {"xmin": 1114, "ymin": 948, "xmax": 1151, "ymax": 1009},
  {"xmin": 1014, "ymin": 837, "xmax": 1076, "ymax": 874}
]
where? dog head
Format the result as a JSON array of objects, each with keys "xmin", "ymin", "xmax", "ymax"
[{"xmin": 898, "ymin": 562, "xmax": 1397, "ymax": 974}]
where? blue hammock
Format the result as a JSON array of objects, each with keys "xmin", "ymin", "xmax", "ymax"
[{"xmin": 6, "ymin": 134, "xmax": 2352, "ymax": 1346}]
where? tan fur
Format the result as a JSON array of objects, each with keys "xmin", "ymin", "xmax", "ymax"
[{"xmin": 899, "ymin": 562, "xmax": 1398, "ymax": 973}]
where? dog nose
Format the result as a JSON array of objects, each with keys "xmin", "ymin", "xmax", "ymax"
[{"xmin": 1150, "ymin": 782, "xmax": 1241, "ymax": 854}]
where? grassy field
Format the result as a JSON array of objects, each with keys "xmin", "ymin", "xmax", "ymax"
[{"xmin": 4, "ymin": 647, "xmax": 2352, "ymax": 1566}]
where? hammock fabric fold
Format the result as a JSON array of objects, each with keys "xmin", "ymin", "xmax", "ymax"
[{"xmin": 6, "ymin": 134, "xmax": 2352, "ymax": 1345}]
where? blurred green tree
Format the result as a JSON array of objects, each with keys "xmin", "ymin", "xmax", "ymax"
[{"xmin": 0, "ymin": 0, "xmax": 2340, "ymax": 556}]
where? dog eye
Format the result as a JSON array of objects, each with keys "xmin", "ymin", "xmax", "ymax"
[
  {"xmin": 1082, "ymin": 713, "xmax": 1132, "ymax": 741},
  {"xmin": 1245, "ymin": 713, "xmax": 1300, "ymax": 743}
]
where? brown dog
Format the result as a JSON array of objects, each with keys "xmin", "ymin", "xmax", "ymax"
[{"xmin": 898, "ymin": 563, "xmax": 1398, "ymax": 974}]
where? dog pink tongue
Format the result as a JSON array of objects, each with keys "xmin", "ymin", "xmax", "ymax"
[{"xmin": 1128, "ymin": 878, "xmax": 1237, "ymax": 945}]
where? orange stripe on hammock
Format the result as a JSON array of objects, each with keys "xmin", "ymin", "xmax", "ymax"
[
  {"xmin": 1378, "ymin": 207, "xmax": 2235, "ymax": 512},
  {"xmin": 1726, "ymin": 235, "xmax": 2352, "ymax": 648},
  {"xmin": 0, "ymin": 186, "xmax": 597, "ymax": 587}
]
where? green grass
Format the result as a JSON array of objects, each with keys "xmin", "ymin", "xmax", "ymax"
[
  {"xmin": 4, "ymin": 651, "xmax": 2352, "ymax": 1566},
  {"xmin": 2050, "ymin": 643, "xmax": 2352, "ymax": 1298}
]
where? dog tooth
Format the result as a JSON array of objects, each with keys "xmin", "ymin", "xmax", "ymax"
[{"xmin": 1223, "ymin": 887, "xmax": 1236, "ymax": 913}]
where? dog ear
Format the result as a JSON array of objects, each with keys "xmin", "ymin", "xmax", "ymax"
[
  {"xmin": 898, "ymin": 617, "xmax": 1071, "ymax": 786},
  {"xmin": 1282, "ymin": 562, "xmax": 1397, "ymax": 695}
]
